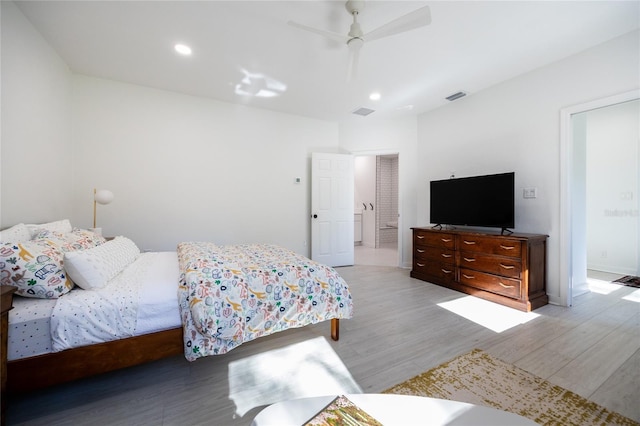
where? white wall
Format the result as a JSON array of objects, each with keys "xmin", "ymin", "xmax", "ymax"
[
  {"xmin": 586, "ymin": 100, "xmax": 639, "ymax": 275},
  {"xmin": 1, "ymin": 2, "xmax": 340, "ymax": 255},
  {"xmin": 416, "ymin": 31, "xmax": 640, "ymax": 304},
  {"xmin": 70, "ymin": 76, "xmax": 339, "ymax": 254},
  {"xmin": 3, "ymin": 1, "xmax": 638, "ymax": 290},
  {"xmin": 340, "ymin": 116, "xmax": 418, "ymax": 267},
  {"xmin": 1, "ymin": 1, "xmax": 73, "ymax": 227}
]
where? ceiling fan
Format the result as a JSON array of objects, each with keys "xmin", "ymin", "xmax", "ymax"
[{"xmin": 288, "ymin": 0, "xmax": 432, "ymax": 81}]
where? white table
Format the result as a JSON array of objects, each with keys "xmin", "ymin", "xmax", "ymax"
[{"xmin": 251, "ymin": 393, "xmax": 538, "ymax": 426}]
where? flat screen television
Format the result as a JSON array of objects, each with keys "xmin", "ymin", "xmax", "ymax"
[{"xmin": 430, "ymin": 172, "xmax": 515, "ymax": 231}]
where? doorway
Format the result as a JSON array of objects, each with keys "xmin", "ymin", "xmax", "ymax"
[
  {"xmin": 354, "ymin": 154, "xmax": 399, "ymax": 267},
  {"xmin": 560, "ymin": 90, "xmax": 640, "ymax": 305}
]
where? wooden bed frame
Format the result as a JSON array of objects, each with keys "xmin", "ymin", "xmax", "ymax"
[{"xmin": 6, "ymin": 318, "xmax": 340, "ymax": 394}]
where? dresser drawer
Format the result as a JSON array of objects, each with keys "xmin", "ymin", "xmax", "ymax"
[
  {"xmin": 459, "ymin": 268, "xmax": 522, "ymax": 299},
  {"xmin": 457, "ymin": 235, "xmax": 522, "ymax": 257},
  {"xmin": 414, "ymin": 230, "xmax": 455, "ymax": 249},
  {"xmin": 414, "ymin": 246, "xmax": 455, "ymax": 263},
  {"xmin": 413, "ymin": 259, "xmax": 455, "ymax": 282},
  {"xmin": 459, "ymin": 251, "xmax": 522, "ymax": 279}
]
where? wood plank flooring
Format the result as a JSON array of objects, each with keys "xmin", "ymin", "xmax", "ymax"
[{"xmin": 5, "ymin": 265, "xmax": 639, "ymax": 425}]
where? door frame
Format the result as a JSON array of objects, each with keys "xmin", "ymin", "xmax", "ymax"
[
  {"xmin": 559, "ymin": 89, "xmax": 639, "ymax": 306},
  {"xmin": 352, "ymin": 149, "xmax": 402, "ymax": 268}
]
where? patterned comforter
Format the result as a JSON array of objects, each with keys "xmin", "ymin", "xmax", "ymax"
[{"xmin": 177, "ymin": 242, "xmax": 353, "ymax": 361}]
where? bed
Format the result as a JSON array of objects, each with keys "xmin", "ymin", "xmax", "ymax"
[{"xmin": 1, "ymin": 221, "xmax": 353, "ymax": 393}]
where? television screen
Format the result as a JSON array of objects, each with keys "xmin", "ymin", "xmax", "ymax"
[{"xmin": 430, "ymin": 172, "xmax": 515, "ymax": 230}]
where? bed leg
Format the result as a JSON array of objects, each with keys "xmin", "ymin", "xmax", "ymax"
[{"xmin": 331, "ymin": 318, "xmax": 339, "ymax": 341}]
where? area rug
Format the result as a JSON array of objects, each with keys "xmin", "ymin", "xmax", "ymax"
[
  {"xmin": 384, "ymin": 349, "xmax": 638, "ymax": 426},
  {"xmin": 613, "ymin": 275, "xmax": 640, "ymax": 288}
]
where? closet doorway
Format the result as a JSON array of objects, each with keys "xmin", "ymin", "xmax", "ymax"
[{"xmin": 354, "ymin": 154, "xmax": 399, "ymax": 267}]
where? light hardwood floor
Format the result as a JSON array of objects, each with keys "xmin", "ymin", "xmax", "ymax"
[{"xmin": 6, "ymin": 265, "xmax": 639, "ymax": 425}]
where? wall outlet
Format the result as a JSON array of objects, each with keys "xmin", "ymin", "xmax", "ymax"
[{"xmin": 523, "ymin": 188, "xmax": 538, "ymax": 199}]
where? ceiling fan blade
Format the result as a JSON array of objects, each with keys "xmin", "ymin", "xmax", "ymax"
[
  {"xmin": 364, "ymin": 6, "xmax": 431, "ymax": 42},
  {"xmin": 287, "ymin": 20, "xmax": 349, "ymax": 44}
]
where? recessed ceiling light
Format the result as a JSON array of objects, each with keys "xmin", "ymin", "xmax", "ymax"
[
  {"xmin": 174, "ymin": 44, "xmax": 192, "ymax": 56},
  {"xmin": 369, "ymin": 92, "xmax": 381, "ymax": 101}
]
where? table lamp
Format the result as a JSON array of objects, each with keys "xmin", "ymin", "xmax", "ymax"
[{"xmin": 93, "ymin": 188, "xmax": 114, "ymax": 229}]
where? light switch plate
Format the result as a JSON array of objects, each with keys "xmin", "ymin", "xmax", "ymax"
[{"xmin": 523, "ymin": 188, "xmax": 537, "ymax": 199}]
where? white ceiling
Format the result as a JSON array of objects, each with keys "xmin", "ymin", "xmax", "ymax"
[{"xmin": 14, "ymin": 1, "xmax": 640, "ymax": 122}]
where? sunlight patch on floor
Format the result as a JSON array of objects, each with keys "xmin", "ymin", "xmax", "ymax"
[
  {"xmin": 587, "ymin": 277, "xmax": 624, "ymax": 295},
  {"xmin": 622, "ymin": 288, "xmax": 640, "ymax": 303},
  {"xmin": 438, "ymin": 296, "xmax": 539, "ymax": 333},
  {"xmin": 228, "ymin": 336, "xmax": 362, "ymax": 417}
]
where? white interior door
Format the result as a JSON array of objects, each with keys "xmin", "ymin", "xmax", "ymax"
[{"xmin": 311, "ymin": 152, "xmax": 354, "ymax": 267}]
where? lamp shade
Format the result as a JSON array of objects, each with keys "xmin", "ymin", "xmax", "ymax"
[{"xmin": 94, "ymin": 189, "xmax": 114, "ymax": 205}]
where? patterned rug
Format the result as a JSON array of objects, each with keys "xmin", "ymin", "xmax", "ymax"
[
  {"xmin": 384, "ymin": 349, "xmax": 638, "ymax": 426},
  {"xmin": 613, "ymin": 275, "xmax": 640, "ymax": 288}
]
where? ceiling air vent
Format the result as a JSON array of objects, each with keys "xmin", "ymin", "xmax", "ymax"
[
  {"xmin": 446, "ymin": 91, "xmax": 467, "ymax": 101},
  {"xmin": 352, "ymin": 107, "xmax": 375, "ymax": 117}
]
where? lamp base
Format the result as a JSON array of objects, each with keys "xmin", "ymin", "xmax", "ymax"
[{"xmin": 88, "ymin": 227, "xmax": 103, "ymax": 237}]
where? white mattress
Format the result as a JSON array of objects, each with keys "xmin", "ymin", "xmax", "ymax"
[
  {"xmin": 136, "ymin": 251, "xmax": 181, "ymax": 333},
  {"xmin": 8, "ymin": 251, "xmax": 180, "ymax": 361},
  {"xmin": 8, "ymin": 297, "xmax": 57, "ymax": 360}
]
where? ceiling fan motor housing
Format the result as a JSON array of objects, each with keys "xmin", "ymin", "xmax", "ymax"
[{"xmin": 349, "ymin": 23, "xmax": 363, "ymax": 39}]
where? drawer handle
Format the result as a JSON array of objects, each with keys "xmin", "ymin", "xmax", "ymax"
[
  {"xmin": 499, "ymin": 282, "xmax": 515, "ymax": 289},
  {"xmin": 417, "ymin": 235, "xmax": 425, "ymax": 239},
  {"xmin": 463, "ymin": 240, "xmax": 476, "ymax": 245},
  {"xmin": 462, "ymin": 274, "xmax": 475, "ymax": 279},
  {"xmin": 500, "ymin": 245, "xmax": 515, "ymax": 250},
  {"xmin": 463, "ymin": 257, "xmax": 476, "ymax": 262},
  {"xmin": 441, "ymin": 238, "xmax": 452, "ymax": 243},
  {"xmin": 417, "ymin": 249, "xmax": 425, "ymax": 253},
  {"xmin": 499, "ymin": 263, "xmax": 515, "ymax": 270},
  {"xmin": 441, "ymin": 254, "xmax": 452, "ymax": 258},
  {"xmin": 442, "ymin": 269, "xmax": 453, "ymax": 274},
  {"xmin": 417, "ymin": 262, "xmax": 425, "ymax": 267}
]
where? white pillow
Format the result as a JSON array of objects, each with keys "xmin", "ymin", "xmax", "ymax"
[
  {"xmin": 27, "ymin": 219, "xmax": 73, "ymax": 238},
  {"xmin": 63, "ymin": 236, "xmax": 140, "ymax": 290},
  {"xmin": 0, "ymin": 223, "xmax": 31, "ymax": 243}
]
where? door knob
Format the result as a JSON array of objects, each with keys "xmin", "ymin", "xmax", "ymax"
[{"xmin": 313, "ymin": 214, "xmax": 318, "ymax": 219}]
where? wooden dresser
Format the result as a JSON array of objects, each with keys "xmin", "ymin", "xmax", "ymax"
[
  {"xmin": 1, "ymin": 286, "xmax": 17, "ymax": 426},
  {"xmin": 411, "ymin": 227, "xmax": 548, "ymax": 312}
]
